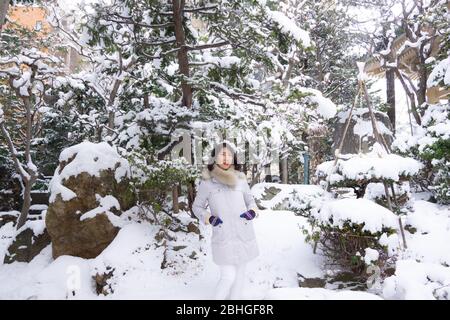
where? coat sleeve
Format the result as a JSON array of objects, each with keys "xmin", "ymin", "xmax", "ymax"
[
  {"xmin": 242, "ymin": 180, "xmax": 259, "ymax": 217},
  {"xmin": 192, "ymin": 180, "xmax": 211, "ymax": 225}
]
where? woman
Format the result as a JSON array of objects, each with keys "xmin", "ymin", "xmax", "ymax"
[{"xmin": 192, "ymin": 141, "xmax": 260, "ymax": 300}]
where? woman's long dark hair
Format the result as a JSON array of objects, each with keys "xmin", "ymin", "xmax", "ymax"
[{"xmin": 207, "ymin": 142, "xmax": 242, "ymax": 172}]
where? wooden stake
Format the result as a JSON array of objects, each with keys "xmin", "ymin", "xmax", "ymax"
[{"xmin": 383, "ymin": 181, "xmax": 407, "ymax": 249}]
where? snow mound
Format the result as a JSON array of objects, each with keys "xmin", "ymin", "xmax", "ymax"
[
  {"xmin": 383, "ymin": 259, "xmax": 450, "ymax": 300},
  {"xmin": 316, "ymin": 198, "xmax": 398, "ymax": 233},
  {"xmin": 404, "ymin": 200, "xmax": 450, "ymax": 266}
]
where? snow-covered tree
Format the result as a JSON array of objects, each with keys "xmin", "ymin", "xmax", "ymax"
[
  {"xmin": 50, "ymin": 0, "xmax": 336, "ymax": 187},
  {"xmin": 0, "ymin": 47, "xmax": 65, "ymax": 228}
]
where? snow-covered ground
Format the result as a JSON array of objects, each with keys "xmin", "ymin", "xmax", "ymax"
[
  {"xmin": 0, "ymin": 189, "xmax": 449, "ymax": 300},
  {"xmin": 383, "ymin": 194, "xmax": 450, "ymax": 300},
  {"xmin": 0, "ymin": 208, "xmax": 325, "ymax": 299}
]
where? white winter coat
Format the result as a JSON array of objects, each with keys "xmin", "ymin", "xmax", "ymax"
[{"xmin": 192, "ymin": 167, "xmax": 260, "ymax": 265}]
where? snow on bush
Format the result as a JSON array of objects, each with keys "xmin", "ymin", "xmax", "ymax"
[
  {"xmin": 251, "ymin": 183, "xmax": 330, "ymax": 216},
  {"xmin": 304, "ymin": 198, "xmax": 399, "ymax": 275},
  {"xmin": 364, "ymin": 182, "xmax": 410, "ymax": 201},
  {"xmin": 364, "ymin": 182, "xmax": 413, "ymax": 212},
  {"xmin": 427, "ymin": 56, "xmax": 450, "ymax": 88},
  {"xmin": 300, "ymin": 87, "xmax": 337, "ymax": 119},
  {"xmin": 392, "ymin": 102, "xmax": 450, "ymax": 204},
  {"xmin": 316, "ymin": 144, "xmax": 422, "ymax": 185},
  {"xmin": 266, "ymin": 10, "xmax": 311, "ymax": 48},
  {"xmin": 315, "ymin": 198, "xmax": 398, "ymax": 233},
  {"xmin": 49, "ymin": 141, "xmax": 131, "ymax": 203}
]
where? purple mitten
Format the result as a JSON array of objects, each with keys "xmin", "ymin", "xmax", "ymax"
[
  {"xmin": 240, "ymin": 209, "xmax": 256, "ymax": 220},
  {"xmin": 209, "ymin": 215, "xmax": 223, "ymax": 226}
]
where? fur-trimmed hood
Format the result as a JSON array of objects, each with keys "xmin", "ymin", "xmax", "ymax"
[{"xmin": 201, "ymin": 165, "xmax": 246, "ymax": 187}]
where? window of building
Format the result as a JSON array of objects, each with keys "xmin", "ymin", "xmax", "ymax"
[{"xmin": 35, "ymin": 21, "xmax": 42, "ymax": 31}]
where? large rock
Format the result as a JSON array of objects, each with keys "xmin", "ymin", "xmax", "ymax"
[
  {"xmin": 332, "ymin": 108, "xmax": 394, "ymax": 154},
  {"xmin": 0, "ymin": 210, "xmax": 19, "ymax": 228},
  {"xmin": 46, "ymin": 142, "xmax": 136, "ymax": 259},
  {"xmin": 3, "ymin": 220, "xmax": 51, "ymax": 264}
]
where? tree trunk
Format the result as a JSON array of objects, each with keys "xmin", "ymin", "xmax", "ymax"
[
  {"xmin": 281, "ymin": 157, "xmax": 288, "ymax": 184},
  {"xmin": 386, "ymin": 68, "xmax": 396, "ymax": 133},
  {"xmin": 393, "ymin": 68, "xmax": 421, "ymax": 126},
  {"xmin": 16, "ymin": 179, "xmax": 32, "ymax": 229},
  {"xmin": 417, "ymin": 62, "xmax": 428, "ymax": 113},
  {"xmin": 107, "ymin": 78, "xmax": 122, "ymax": 129},
  {"xmin": 172, "ymin": 0, "xmax": 192, "ymax": 108},
  {"xmin": 187, "ymin": 182, "xmax": 194, "ymax": 215},
  {"xmin": 172, "ymin": 185, "xmax": 179, "ymax": 214},
  {"xmin": 0, "ymin": 0, "xmax": 9, "ymax": 30}
]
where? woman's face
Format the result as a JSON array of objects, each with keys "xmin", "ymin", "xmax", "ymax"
[{"xmin": 216, "ymin": 147, "xmax": 233, "ymax": 170}]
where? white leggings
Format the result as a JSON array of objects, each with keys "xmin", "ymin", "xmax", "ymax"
[{"xmin": 214, "ymin": 263, "xmax": 247, "ymax": 300}]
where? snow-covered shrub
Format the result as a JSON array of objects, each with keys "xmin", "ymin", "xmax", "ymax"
[
  {"xmin": 128, "ymin": 151, "xmax": 198, "ymax": 215},
  {"xmin": 316, "ymin": 143, "xmax": 422, "ymax": 200},
  {"xmin": 316, "ymin": 145, "xmax": 422, "ymax": 188},
  {"xmin": 303, "ymin": 198, "xmax": 399, "ymax": 276},
  {"xmin": 251, "ymin": 183, "xmax": 330, "ymax": 217},
  {"xmin": 393, "ymin": 102, "xmax": 450, "ymax": 204}
]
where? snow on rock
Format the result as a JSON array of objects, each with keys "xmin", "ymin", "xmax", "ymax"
[
  {"xmin": 58, "ymin": 141, "xmax": 130, "ymax": 182},
  {"xmin": 315, "ymin": 198, "xmax": 398, "ymax": 233},
  {"xmin": 79, "ymin": 194, "xmax": 125, "ymax": 228},
  {"xmin": 353, "ymin": 119, "xmax": 392, "ymax": 138},
  {"xmin": 17, "ymin": 219, "xmax": 46, "ymax": 238},
  {"xmin": 34, "ymin": 254, "xmax": 96, "ymax": 299},
  {"xmin": 264, "ymin": 287, "xmax": 382, "ymax": 300},
  {"xmin": 49, "ymin": 141, "xmax": 131, "ymax": 203}
]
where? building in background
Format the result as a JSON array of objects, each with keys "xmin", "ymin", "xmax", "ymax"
[{"xmin": 4, "ymin": 2, "xmax": 82, "ymax": 73}]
